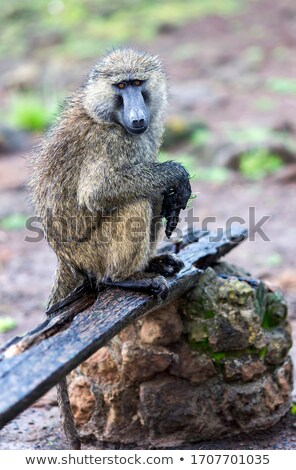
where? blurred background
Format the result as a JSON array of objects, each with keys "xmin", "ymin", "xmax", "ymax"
[{"xmin": 0, "ymin": 0, "xmax": 296, "ymax": 447}]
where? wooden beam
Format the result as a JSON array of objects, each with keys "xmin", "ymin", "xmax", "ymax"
[{"xmin": 0, "ymin": 228, "xmax": 247, "ymax": 428}]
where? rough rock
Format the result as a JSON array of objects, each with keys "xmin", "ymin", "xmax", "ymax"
[
  {"xmin": 80, "ymin": 347, "xmax": 121, "ymax": 385},
  {"xmin": 68, "ymin": 263, "xmax": 293, "ymax": 446},
  {"xmin": 223, "ymin": 357, "xmax": 267, "ymax": 382},
  {"xmin": 121, "ymin": 341, "xmax": 176, "ymax": 381},
  {"xmin": 103, "ymin": 385, "xmax": 144, "ymax": 442},
  {"xmin": 265, "ymin": 325, "xmax": 292, "ymax": 365},
  {"xmin": 220, "ymin": 360, "xmax": 291, "ymax": 431},
  {"xmin": 68, "ymin": 377, "xmax": 95, "ymax": 426},
  {"xmin": 139, "ymin": 301, "xmax": 183, "ymax": 345},
  {"xmin": 138, "ymin": 374, "xmax": 224, "ymax": 443},
  {"xmin": 169, "ymin": 341, "xmax": 216, "ymax": 383},
  {"xmin": 118, "ymin": 323, "xmax": 138, "ymax": 343}
]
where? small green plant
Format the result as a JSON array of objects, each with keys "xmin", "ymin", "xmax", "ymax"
[
  {"xmin": 198, "ymin": 167, "xmax": 231, "ymax": 183},
  {"xmin": 0, "ymin": 316, "xmax": 17, "ymax": 333},
  {"xmin": 266, "ymin": 253, "xmax": 283, "ymax": 267},
  {"xmin": 8, "ymin": 93, "xmax": 58, "ymax": 131},
  {"xmin": 267, "ymin": 77, "xmax": 296, "ymax": 95},
  {"xmin": 239, "ymin": 149, "xmax": 283, "ymax": 179},
  {"xmin": 191, "ymin": 127, "xmax": 211, "ymax": 147},
  {"xmin": 0, "ymin": 213, "xmax": 27, "ymax": 231},
  {"xmin": 291, "ymin": 403, "xmax": 296, "ymax": 416}
]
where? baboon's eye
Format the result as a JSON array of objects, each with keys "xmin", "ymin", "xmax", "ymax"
[
  {"xmin": 133, "ymin": 80, "xmax": 142, "ymax": 86},
  {"xmin": 117, "ymin": 82, "xmax": 126, "ymax": 89}
]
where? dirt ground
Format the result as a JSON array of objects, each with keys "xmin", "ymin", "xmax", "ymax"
[{"xmin": 1, "ymin": 0, "xmax": 296, "ymax": 450}]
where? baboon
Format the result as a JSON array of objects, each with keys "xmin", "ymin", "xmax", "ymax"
[{"xmin": 30, "ymin": 48, "xmax": 191, "ymax": 449}]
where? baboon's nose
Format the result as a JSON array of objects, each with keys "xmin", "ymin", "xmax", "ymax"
[
  {"xmin": 132, "ymin": 118, "xmax": 145, "ymax": 129},
  {"xmin": 130, "ymin": 109, "xmax": 146, "ymax": 129}
]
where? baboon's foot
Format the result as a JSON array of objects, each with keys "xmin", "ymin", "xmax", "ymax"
[
  {"xmin": 104, "ymin": 273, "xmax": 169, "ymax": 300},
  {"xmin": 146, "ymin": 253, "xmax": 184, "ymax": 276}
]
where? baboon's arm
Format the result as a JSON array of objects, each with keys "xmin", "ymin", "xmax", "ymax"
[{"xmin": 77, "ymin": 160, "xmax": 191, "ymax": 212}]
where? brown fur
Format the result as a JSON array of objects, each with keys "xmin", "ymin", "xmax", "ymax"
[{"xmin": 30, "ymin": 49, "xmax": 172, "ymax": 305}]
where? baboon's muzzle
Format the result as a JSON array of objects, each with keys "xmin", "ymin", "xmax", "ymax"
[{"xmin": 122, "ymin": 87, "xmax": 150, "ymax": 135}]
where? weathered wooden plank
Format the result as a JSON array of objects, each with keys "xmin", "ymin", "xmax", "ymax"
[{"xmin": 0, "ymin": 227, "xmax": 247, "ymax": 428}]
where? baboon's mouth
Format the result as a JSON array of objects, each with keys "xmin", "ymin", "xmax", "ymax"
[{"xmin": 125, "ymin": 125, "xmax": 148, "ymax": 135}]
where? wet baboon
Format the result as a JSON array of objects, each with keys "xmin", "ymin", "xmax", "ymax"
[{"xmin": 30, "ymin": 48, "xmax": 191, "ymax": 449}]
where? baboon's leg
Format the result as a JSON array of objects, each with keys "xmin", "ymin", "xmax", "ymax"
[
  {"xmin": 145, "ymin": 252, "xmax": 184, "ymax": 277},
  {"xmin": 47, "ymin": 260, "xmax": 84, "ymax": 450},
  {"xmin": 104, "ymin": 272, "xmax": 169, "ymax": 300}
]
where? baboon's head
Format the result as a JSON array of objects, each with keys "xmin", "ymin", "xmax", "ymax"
[{"xmin": 83, "ymin": 48, "xmax": 167, "ymax": 135}]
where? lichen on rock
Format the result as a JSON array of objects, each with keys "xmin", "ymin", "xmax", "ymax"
[{"xmin": 182, "ymin": 268, "xmax": 265, "ymax": 353}]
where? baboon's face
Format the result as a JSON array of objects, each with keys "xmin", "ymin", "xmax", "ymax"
[
  {"xmin": 83, "ymin": 49, "xmax": 167, "ymax": 135},
  {"xmin": 112, "ymin": 79, "xmax": 150, "ymax": 135}
]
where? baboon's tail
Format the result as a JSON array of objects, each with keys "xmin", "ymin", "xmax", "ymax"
[
  {"xmin": 47, "ymin": 279, "xmax": 105, "ymax": 449},
  {"xmin": 57, "ymin": 377, "xmax": 81, "ymax": 450}
]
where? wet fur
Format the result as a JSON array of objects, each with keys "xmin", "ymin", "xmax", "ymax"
[
  {"xmin": 30, "ymin": 49, "xmax": 168, "ymax": 305},
  {"xmin": 29, "ymin": 49, "xmax": 190, "ymax": 449}
]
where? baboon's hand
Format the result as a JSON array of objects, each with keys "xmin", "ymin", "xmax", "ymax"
[
  {"xmin": 174, "ymin": 168, "xmax": 192, "ymax": 210},
  {"xmin": 161, "ymin": 162, "xmax": 192, "ymax": 238},
  {"xmin": 161, "ymin": 190, "xmax": 181, "ymax": 238},
  {"xmin": 162, "ymin": 161, "xmax": 192, "ymax": 210}
]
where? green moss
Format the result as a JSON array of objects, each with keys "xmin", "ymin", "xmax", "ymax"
[
  {"xmin": 184, "ymin": 267, "xmax": 288, "ymax": 363},
  {"xmin": 262, "ymin": 291, "xmax": 287, "ymax": 329},
  {"xmin": 261, "ymin": 316, "xmax": 270, "ymax": 329},
  {"xmin": 189, "ymin": 340, "xmax": 266, "ymax": 362},
  {"xmin": 210, "ymin": 347, "xmax": 266, "ymax": 365},
  {"xmin": 255, "ymin": 282, "xmax": 287, "ymax": 329},
  {"xmin": 204, "ymin": 310, "xmax": 215, "ymax": 319},
  {"xmin": 211, "ymin": 352, "xmax": 227, "ymax": 362},
  {"xmin": 291, "ymin": 403, "xmax": 296, "ymax": 416},
  {"xmin": 189, "ymin": 338, "xmax": 210, "ymax": 352},
  {"xmin": 259, "ymin": 346, "xmax": 268, "ymax": 358}
]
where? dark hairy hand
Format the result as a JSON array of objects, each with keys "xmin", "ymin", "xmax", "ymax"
[
  {"xmin": 161, "ymin": 190, "xmax": 181, "ymax": 239},
  {"xmin": 161, "ymin": 164, "xmax": 192, "ymax": 238}
]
